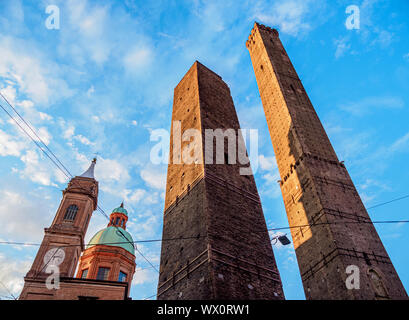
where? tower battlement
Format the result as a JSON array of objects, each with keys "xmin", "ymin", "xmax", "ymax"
[{"xmin": 246, "ymin": 22, "xmax": 279, "ymax": 48}]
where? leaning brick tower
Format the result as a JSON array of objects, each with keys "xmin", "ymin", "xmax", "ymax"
[
  {"xmin": 157, "ymin": 61, "xmax": 284, "ymax": 300},
  {"xmin": 246, "ymin": 22, "xmax": 407, "ymax": 299}
]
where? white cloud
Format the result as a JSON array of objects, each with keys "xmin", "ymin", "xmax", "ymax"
[
  {"xmin": 131, "ymin": 268, "xmax": 157, "ymax": 285},
  {"xmin": 38, "ymin": 112, "xmax": 52, "ymax": 121},
  {"xmin": 357, "ymin": 178, "xmax": 392, "ymax": 206},
  {"xmin": 0, "ymin": 253, "xmax": 31, "ymax": 298},
  {"xmin": 95, "ymin": 157, "xmax": 130, "ymax": 183},
  {"xmin": 253, "ymin": 0, "xmax": 323, "ymax": 36},
  {"xmin": 259, "ymin": 154, "xmax": 277, "ymax": 171},
  {"xmin": 140, "ymin": 167, "xmax": 166, "ymax": 190},
  {"xmin": 123, "ymin": 46, "xmax": 153, "ymax": 73},
  {"xmin": 334, "ymin": 37, "xmax": 351, "ymax": 59},
  {"xmin": 36, "ymin": 127, "xmax": 52, "ymax": 146},
  {"xmin": 74, "ymin": 134, "xmax": 95, "ymax": 146},
  {"xmin": 54, "ymin": 167, "xmax": 69, "ymax": 184},
  {"xmin": 0, "ymin": 129, "xmax": 26, "ymax": 157},
  {"xmin": 0, "ymin": 84, "xmax": 53, "ymax": 129},
  {"xmin": 58, "ymin": 120, "xmax": 95, "ymax": 146},
  {"xmin": 63, "ymin": 126, "xmax": 75, "ymax": 140},
  {"xmin": 370, "ymin": 30, "xmax": 394, "ymax": 48},
  {"xmin": 191, "ymin": 1, "xmax": 229, "ymax": 33},
  {"xmin": 128, "ymin": 213, "xmax": 159, "ymax": 240},
  {"xmin": 352, "ymin": 0, "xmax": 395, "ymax": 51},
  {"xmin": 65, "ymin": 0, "xmax": 112, "ymax": 65},
  {"xmin": 126, "ymin": 189, "xmax": 148, "ymax": 204},
  {"xmin": 19, "ymin": 149, "xmax": 58, "ymax": 186},
  {"xmin": 0, "ymin": 36, "xmax": 72, "ymax": 105},
  {"xmin": 86, "ymin": 85, "xmax": 95, "ymax": 97},
  {"xmin": 0, "ymin": 189, "xmax": 52, "ymax": 240},
  {"xmin": 339, "ymin": 96, "xmax": 404, "ymax": 116},
  {"xmin": 389, "ymin": 131, "xmax": 409, "ymax": 153}
]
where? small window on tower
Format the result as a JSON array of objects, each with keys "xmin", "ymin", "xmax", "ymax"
[
  {"xmin": 115, "ymin": 217, "xmax": 120, "ymax": 226},
  {"xmin": 96, "ymin": 267, "xmax": 110, "ymax": 281},
  {"xmin": 63, "ymin": 205, "xmax": 78, "ymax": 221},
  {"xmin": 118, "ymin": 271, "xmax": 127, "ymax": 282}
]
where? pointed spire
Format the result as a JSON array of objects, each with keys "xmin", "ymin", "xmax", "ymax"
[
  {"xmin": 79, "ymin": 158, "xmax": 97, "ymax": 179},
  {"xmin": 120, "ymin": 201, "xmax": 124, "ymax": 208}
]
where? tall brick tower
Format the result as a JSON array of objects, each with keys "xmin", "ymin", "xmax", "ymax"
[
  {"xmin": 20, "ymin": 159, "xmax": 98, "ymax": 299},
  {"xmin": 157, "ymin": 61, "xmax": 284, "ymax": 300},
  {"xmin": 246, "ymin": 22, "xmax": 407, "ymax": 299}
]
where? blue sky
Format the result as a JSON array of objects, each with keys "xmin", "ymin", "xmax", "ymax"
[{"xmin": 0, "ymin": 0, "xmax": 408, "ymax": 300}]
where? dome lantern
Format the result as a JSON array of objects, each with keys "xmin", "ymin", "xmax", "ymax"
[{"xmin": 108, "ymin": 202, "xmax": 129, "ymax": 229}]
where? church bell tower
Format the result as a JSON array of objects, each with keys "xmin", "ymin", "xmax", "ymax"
[{"xmin": 20, "ymin": 159, "xmax": 98, "ymax": 299}]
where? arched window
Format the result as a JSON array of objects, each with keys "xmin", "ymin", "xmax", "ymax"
[
  {"xmin": 118, "ymin": 271, "xmax": 127, "ymax": 282},
  {"xmin": 96, "ymin": 267, "xmax": 110, "ymax": 280},
  {"xmin": 115, "ymin": 217, "xmax": 120, "ymax": 226},
  {"xmin": 64, "ymin": 205, "xmax": 78, "ymax": 221},
  {"xmin": 81, "ymin": 269, "xmax": 89, "ymax": 279}
]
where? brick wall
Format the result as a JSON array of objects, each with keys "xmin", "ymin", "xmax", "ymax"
[
  {"xmin": 158, "ymin": 61, "xmax": 284, "ymax": 300},
  {"xmin": 246, "ymin": 22, "xmax": 407, "ymax": 299}
]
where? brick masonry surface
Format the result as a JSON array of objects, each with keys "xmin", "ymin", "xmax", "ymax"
[
  {"xmin": 246, "ymin": 22, "xmax": 407, "ymax": 300},
  {"xmin": 157, "ymin": 61, "xmax": 284, "ymax": 300}
]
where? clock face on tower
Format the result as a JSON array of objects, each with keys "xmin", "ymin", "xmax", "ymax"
[{"xmin": 43, "ymin": 247, "xmax": 65, "ymax": 267}]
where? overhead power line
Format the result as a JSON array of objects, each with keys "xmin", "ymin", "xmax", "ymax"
[
  {"xmin": 367, "ymin": 194, "xmax": 409, "ymax": 210},
  {"xmin": 0, "ymin": 92, "xmax": 72, "ymax": 178},
  {"xmin": 1, "ymin": 219, "xmax": 409, "ymax": 248},
  {"xmin": 136, "ymin": 248, "xmax": 159, "ymax": 273},
  {"xmin": 142, "ymin": 293, "xmax": 157, "ymax": 300},
  {"xmin": 0, "ymin": 101, "xmax": 71, "ymax": 180},
  {"xmin": 0, "ymin": 280, "xmax": 17, "ymax": 300}
]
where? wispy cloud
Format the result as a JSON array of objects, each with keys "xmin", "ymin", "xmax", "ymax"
[
  {"xmin": 0, "ymin": 36, "xmax": 73, "ymax": 105},
  {"xmin": 253, "ymin": 0, "xmax": 326, "ymax": 36},
  {"xmin": 334, "ymin": 36, "xmax": 351, "ymax": 59},
  {"xmin": 0, "ymin": 189, "xmax": 55, "ymax": 240},
  {"xmin": 140, "ymin": 166, "xmax": 166, "ymax": 190},
  {"xmin": 389, "ymin": 131, "xmax": 409, "ymax": 153},
  {"xmin": 339, "ymin": 96, "xmax": 404, "ymax": 116},
  {"xmin": 0, "ymin": 253, "xmax": 31, "ymax": 298}
]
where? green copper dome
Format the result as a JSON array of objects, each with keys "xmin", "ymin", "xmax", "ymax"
[
  {"xmin": 87, "ymin": 226, "xmax": 135, "ymax": 255},
  {"xmin": 112, "ymin": 205, "xmax": 128, "ymax": 216}
]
